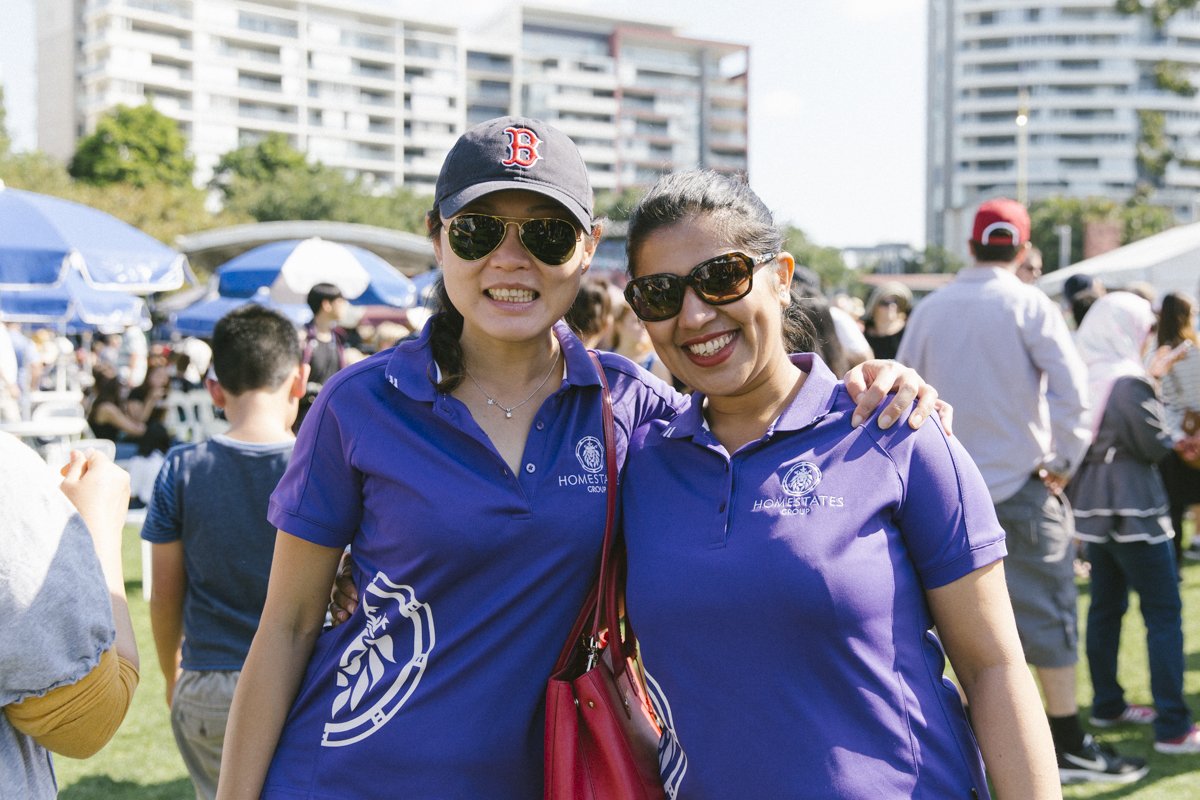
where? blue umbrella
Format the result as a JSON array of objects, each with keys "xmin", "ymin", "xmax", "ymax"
[
  {"xmin": 0, "ymin": 271, "xmax": 150, "ymax": 334},
  {"xmin": 0, "ymin": 182, "xmax": 189, "ymax": 292},
  {"xmin": 171, "ymin": 287, "xmax": 312, "ymax": 338},
  {"xmin": 215, "ymin": 238, "xmax": 416, "ymax": 308},
  {"xmin": 411, "ymin": 268, "xmax": 441, "ymax": 304}
]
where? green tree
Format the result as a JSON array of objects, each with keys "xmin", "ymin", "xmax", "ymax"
[
  {"xmin": 904, "ymin": 245, "xmax": 965, "ymax": 274},
  {"xmin": 0, "ymin": 150, "xmax": 74, "ymax": 195},
  {"xmin": 1121, "ymin": 193, "xmax": 1175, "ymax": 243},
  {"xmin": 209, "ymin": 133, "xmax": 310, "ymax": 201},
  {"xmin": 785, "ymin": 226, "xmax": 854, "ymax": 292},
  {"xmin": 594, "ymin": 187, "xmax": 646, "ymax": 222},
  {"xmin": 342, "ymin": 186, "xmax": 433, "ymax": 234},
  {"xmin": 68, "ymin": 102, "xmax": 195, "ymax": 188},
  {"xmin": 70, "ymin": 181, "xmax": 247, "ymax": 246},
  {"xmin": 1029, "ymin": 194, "xmax": 1173, "ymax": 271},
  {"xmin": 1116, "ymin": 0, "xmax": 1200, "ymax": 28},
  {"xmin": 1136, "ymin": 109, "xmax": 1174, "ymax": 189},
  {"xmin": 220, "ymin": 149, "xmax": 431, "ymax": 234},
  {"xmin": 222, "ymin": 164, "xmax": 352, "ymax": 222},
  {"xmin": 1030, "ymin": 196, "xmax": 1115, "ymax": 271}
]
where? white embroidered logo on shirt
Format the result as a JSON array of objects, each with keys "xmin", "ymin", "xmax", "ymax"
[
  {"xmin": 780, "ymin": 462, "xmax": 822, "ymax": 497},
  {"xmin": 558, "ymin": 436, "xmax": 609, "ymax": 492},
  {"xmin": 575, "ymin": 436, "xmax": 604, "ymax": 473},
  {"xmin": 752, "ymin": 461, "xmax": 845, "ymax": 515},
  {"xmin": 322, "ymin": 572, "xmax": 435, "ymax": 747}
]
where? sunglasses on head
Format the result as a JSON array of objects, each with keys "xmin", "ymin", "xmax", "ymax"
[
  {"xmin": 445, "ymin": 213, "xmax": 582, "ymax": 265},
  {"xmin": 624, "ymin": 252, "xmax": 778, "ymax": 322}
]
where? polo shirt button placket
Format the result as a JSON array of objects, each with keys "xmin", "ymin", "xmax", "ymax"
[{"xmin": 714, "ymin": 458, "xmax": 734, "ymax": 547}]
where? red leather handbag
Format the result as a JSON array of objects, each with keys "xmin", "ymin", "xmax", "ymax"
[{"xmin": 544, "ymin": 352, "xmax": 666, "ymax": 800}]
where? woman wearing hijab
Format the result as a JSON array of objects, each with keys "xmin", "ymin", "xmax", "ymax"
[{"xmin": 1068, "ymin": 291, "xmax": 1200, "ymax": 754}]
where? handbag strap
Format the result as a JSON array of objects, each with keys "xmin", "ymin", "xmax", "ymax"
[
  {"xmin": 549, "ymin": 351, "xmax": 635, "ymax": 678},
  {"xmin": 587, "ymin": 350, "xmax": 619, "ymax": 635}
]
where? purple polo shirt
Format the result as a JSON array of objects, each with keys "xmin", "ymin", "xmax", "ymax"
[
  {"xmin": 263, "ymin": 320, "xmax": 681, "ymax": 799},
  {"xmin": 624, "ymin": 354, "xmax": 1006, "ymax": 800}
]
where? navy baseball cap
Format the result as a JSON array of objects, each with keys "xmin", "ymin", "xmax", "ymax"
[{"xmin": 434, "ymin": 116, "xmax": 594, "ymax": 231}]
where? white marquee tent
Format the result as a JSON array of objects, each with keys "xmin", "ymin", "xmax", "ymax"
[{"xmin": 1038, "ymin": 222, "xmax": 1200, "ymax": 303}]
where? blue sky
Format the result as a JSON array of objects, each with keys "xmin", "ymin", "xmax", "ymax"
[{"xmin": 0, "ymin": 0, "xmax": 927, "ymax": 248}]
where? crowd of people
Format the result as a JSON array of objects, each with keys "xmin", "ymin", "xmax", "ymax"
[{"xmin": 4, "ymin": 114, "xmax": 1200, "ymax": 800}]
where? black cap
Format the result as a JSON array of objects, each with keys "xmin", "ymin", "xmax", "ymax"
[
  {"xmin": 1063, "ymin": 273, "xmax": 1097, "ymax": 300},
  {"xmin": 434, "ymin": 116, "xmax": 593, "ymax": 231}
]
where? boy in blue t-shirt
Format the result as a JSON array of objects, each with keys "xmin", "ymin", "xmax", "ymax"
[{"xmin": 142, "ymin": 305, "xmax": 308, "ymax": 800}]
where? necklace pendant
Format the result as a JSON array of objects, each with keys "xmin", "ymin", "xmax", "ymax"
[{"xmin": 504, "ymin": 409, "xmax": 513, "ymax": 419}]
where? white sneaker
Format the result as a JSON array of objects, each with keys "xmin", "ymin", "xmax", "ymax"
[{"xmin": 1154, "ymin": 725, "xmax": 1200, "ymax": 754}]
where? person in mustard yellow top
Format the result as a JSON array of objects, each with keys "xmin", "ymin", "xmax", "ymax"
[{"xmin": 0, "ymin": 440, "xmax": 139, "ymax": 799}]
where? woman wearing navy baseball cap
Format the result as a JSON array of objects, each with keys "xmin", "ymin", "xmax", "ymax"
[
  {"xmin": 217, "ymin": 118, "xmax": 942, "ymax": 799},
  {"xmin": 619, "ymin": 170, "xmax": 1061, "ymax": 798}
]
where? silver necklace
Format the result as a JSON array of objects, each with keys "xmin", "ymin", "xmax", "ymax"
[{"xmin": 464, "ymin": 351, "xmax": 561, "ymax": 419}]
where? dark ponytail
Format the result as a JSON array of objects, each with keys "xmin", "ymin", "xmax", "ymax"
[{"xmin": 426, "ymin": 211, "xmax": 467, "ymax": 392}]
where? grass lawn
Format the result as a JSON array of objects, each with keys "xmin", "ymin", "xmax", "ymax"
[{"xmin": 54, "ymin": 524, "xmax": 1200, "ymax": 799}]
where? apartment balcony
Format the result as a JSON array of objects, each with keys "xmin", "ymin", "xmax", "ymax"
[
  {"xmin": 546, "ymin": 94, "xmax": 619, "ymax": 116},
  {"xmin": 552, "ymin": 118, "xmax": 618, "ymax": 141},
  {"xmin": 368, "ymin": 118, "xmax": 396, "ymax": 135},
  {"xmin": 708, "ymin": 107, "xmax": 746, "ymax": 126},
  {"xmin": 237, "ymin": 102, "xmax": 297, "ymax": 125},
  {"xmin": 143, "ymin": 62, "xmax": 193, "ymax": 86},
  {"xmin": 406, "ymin": 129, "xmax": 460, "ymax": 152},
  {"xmin": 341, "ymin": 32, "xmax": 397, "ymax": 55},
  {"xmin": 148, "ymin": 92, "xmax": 193, "ymax": 115},
  {"xmin": 703, "ymin": 152, "xmax": 748, "ymax": 170},
  {"xmin": 406, "ymin": 74, "xmax": 459, "ymax": 95},
  {"xmin": 575, "ymin": 144, "xmax": 617, "ymax": 166},
  {"xmin": 708, "ymin": 131, "xmax": 747, "ymax": 151},
  {"xmin": 467, "ymin": 52, "xmax": 514, "ymax": 77},
  {"xmin": 957, "ymin": 117, "xmax": 1131, "ymax": 139},
  {"xmin": 216, "ymin": 39, "xmax": 282, "ymax": 66},
  {"xmin": 334, "ymin": 154, "xmax": 397, "ymax": 174},
  {"xmin": 118, "ymin": 27, "xmax": 193, "ymax": 58},
  {"xmin": 533, "ymin": 67, "xmax": 618, "ymax": 91},
  {"xmin": 467, "ymin": 89, "xmax": 512, "ymax": 108},
  {"xmin": 348, "ymin": 144, "xmax": 396, "ymax": 162},
  {"xmin": 403, "ymin": 154, "xmax": 446, "ymax": 175},
  {"xmin": 123, "ymin": 0, "xmax": 193, "ymax": 26},
  {"xmin": 705, "ymin": 81, "xmax": 748, "ymax": 101},
  {"xmin": 236, "ymin": 14, "xmax": 299, "ymax": 41}
]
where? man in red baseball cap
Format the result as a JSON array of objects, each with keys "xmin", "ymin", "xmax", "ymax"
[
  {"xmin": 898, "ymin": 197, "xmax": 1149, "ymax": 785},
  {"xmin": 972, "ymin": 197, "xmax": 1031, "ymax": 249}
]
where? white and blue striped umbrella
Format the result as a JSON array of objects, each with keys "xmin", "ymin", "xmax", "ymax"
[{"xmin": 214, "ymin": 238, "xmax": 417, "ymax": 308}]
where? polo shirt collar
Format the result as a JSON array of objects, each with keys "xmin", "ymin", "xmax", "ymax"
[
  {"xmin": 385, "ymin": 317, "xmax": 596, "ymax": 401},
  {"xmin": 662, "ymin": 353, "xmax": 840, "ymax": 441}
]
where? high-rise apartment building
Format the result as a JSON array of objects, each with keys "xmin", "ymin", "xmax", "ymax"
[
  {"xmin": 927, "ymin": 1, "xmax": 1200, "ymax": 255},
  {"xmin": 37, "ymin": 0, "xmax": 748, "ymax": 197}
]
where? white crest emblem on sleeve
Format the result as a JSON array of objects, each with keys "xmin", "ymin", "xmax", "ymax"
[{"xmin": 322, "ymin": 572, "xmax": 435, "ymax": 747}]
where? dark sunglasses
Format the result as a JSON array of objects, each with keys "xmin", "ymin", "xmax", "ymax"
[
  {"xmin": 446, "ymin": 213, "xmax": 581, "ymax": 265},
  {"xmin": 624, "ymin": 252, "xmax": 778, "ymax": 322}
]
